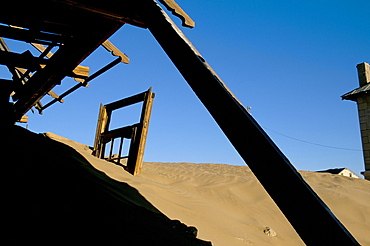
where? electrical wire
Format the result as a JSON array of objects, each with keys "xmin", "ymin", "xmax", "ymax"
[{"xmin": 263, "ymin": 127, "xmax": 362, "ymax": 152}]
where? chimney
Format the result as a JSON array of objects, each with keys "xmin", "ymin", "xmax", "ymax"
[{"xmin": 357, "ymin": 62, "xmax": 370, "ymax": 87}]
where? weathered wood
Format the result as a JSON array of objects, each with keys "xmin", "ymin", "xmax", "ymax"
[
  {"xmin": 40, "ymin": 57, "xmax": 122, "ymax": 112},
  {"xmin": 12, "ymin": 19, "xmax": 123, "ymax": 121},
  {"xmin": 101, "ymin": 125, "xmax": 137, "ymax": 142},
  {"xmin": 93, "ymin": 104, "xmax": 110, "ymax": 158},
  {"xmin": 159, "ymin": 0, "xmax": 195, "ymax": 28},
  {"xmin": 0, "ymin": 50, "xmax": 47, "ymax": 71},
  {"xmin": 136, "ymin": 1, "xmax": 360, "ymax": 245},
  {"xmin": 105, "ymin": 91, "xmax": 146, "ymax": 111},
  {"xmin": 0, "ymin": 25, "xmax": 65, "ymax": 45},
  {"xmin": 102, "ymin": 40, "xmax": 130, "ymax": 64},
  {"xmin": 47, "ymin": 91, "xmax": 64, "ymax": 103},
  {"xmin": 71, "ymin": 65, "xmax": 90, "ymax": 83},
  {"xmin": 39, "ymin": 64, "xmax": 89, "ymax": 82},
  {"xmin": 127, "ymin": 88, "xmax": 155, "ymax": 175},
  {"xmin": 31, "ymin": 41, "xmax": 90, "ymax": 82},
  {"xmin": 93, "ymin": 88, "xmax": 154, "ymax": 175},
  {"xmin": 18, "ymin": 115, "xmax": 28, "ymax": 123}
]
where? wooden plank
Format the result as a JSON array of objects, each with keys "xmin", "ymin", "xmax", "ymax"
[
  {"xmin": 18, "ymin": 115, "xmax": 28, "ymax": 123},
  {"xmin": 102, "ymin": 40, "xmax": 130, "ymax": 64},
  {"xmin": 47, "ymin": 91, "xmax": 64, "ymax": 103},
  {"xmin": 104, "ymin": 91, "xmax": 146, "ymax": 111},
  {"xmin": 100, "ymin": 125, "xmax": 137, "ymax": 142},
  {"xmin": 127, "ymin": 88, "xmax": 155, "ymax": 175},
  {"xmin": 93, "ymin": 104, "xmax": 110, "ymax": 158},
  {"xmin": 136, "ymin": 1, "xmax": 360, "ymax": 245}
]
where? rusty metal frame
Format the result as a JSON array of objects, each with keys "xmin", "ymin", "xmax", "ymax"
[{"xmin": 93, "ymin": 87, "xmax": 155, "ymax": 175}]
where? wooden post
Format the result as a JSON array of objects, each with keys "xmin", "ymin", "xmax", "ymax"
[
  {"xmin": 136, "ymin": 1, "xmax": 360, "ymax": 245},
  {"xmin": 127, "ymin": 88, "xmax": 155, "ymax": 175},
  {"xmin": 93, "ymin": 104, "xmax": 110, "ymax": 158}
]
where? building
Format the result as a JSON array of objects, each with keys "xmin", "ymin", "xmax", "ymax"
[
  {"xmin": 342, "ymin": 62, "xmax": 370, "ymax": 180},
  {"xmin": 317, "ymin": 168, "xmax": 360, "ymax": 179}
]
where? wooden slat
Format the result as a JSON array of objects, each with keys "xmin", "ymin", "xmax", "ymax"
[
  {"xmin": 104, "ymin": 91, "xmax": 146, "ymax": 111},
  {"xmin": 100, "ymin": 125, "xmax": 137, "ymax": 142}
]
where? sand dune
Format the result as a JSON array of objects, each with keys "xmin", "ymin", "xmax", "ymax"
[
  {"xmin": 3, "ymin": 127, "xmax": 369, "ymax": 245},
  {"xmin": 2, "ymin": 127, "xmax": 210, "ymax": 245},
  {"xmin": 45, "ymin": 131, "xmax": 370, "ymax": 245}
]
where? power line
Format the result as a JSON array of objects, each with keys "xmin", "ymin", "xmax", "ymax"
[{"xmin": 263, "ymin": 127, "xmax": 362, "ymax": 152}]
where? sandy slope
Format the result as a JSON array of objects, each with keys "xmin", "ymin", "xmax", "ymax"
[
  {"xmin": 47, "ymin": 132, "xmax": 370, "ymax": 246},
  {"xmin": 2, "ymin": 127, "xmax": 210, "ymax": 245}
]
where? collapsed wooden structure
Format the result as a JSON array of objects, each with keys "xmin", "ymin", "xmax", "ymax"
[{"xmin": 0, "ymin": 0, "xmax": 360, "ymax": 245}]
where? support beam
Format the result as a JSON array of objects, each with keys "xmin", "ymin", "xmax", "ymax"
[
  {"xmin": 0, "ymin": 25, "xmax": 65, "ymax": 45},
  {"xmin": 0, "ymin": 50, "xmax": 47, "ymax": 71},
  {"xmin": 39, "ymin": 57, "xmax": 122, "ymax": 113},
  {"xmin": 137, "ymin": 1, "xmax": 360, "ymax": 245},
  {"xmin": 12, "ymin": 20, "xmax": 123, "ymax": 122}
]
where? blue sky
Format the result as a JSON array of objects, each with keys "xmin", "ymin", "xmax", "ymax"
[{"xmin": 8, "ymin": 1, "xmax": 370, "ymax": 176}]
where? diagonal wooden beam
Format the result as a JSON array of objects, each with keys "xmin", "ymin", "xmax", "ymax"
[
  {"xmin": 136, "ymin": 1, "xmax": 360, "ymax": 245},
  {"xmin": 32, "ymin": 43, "xmax": 90, "ymax": 82}
]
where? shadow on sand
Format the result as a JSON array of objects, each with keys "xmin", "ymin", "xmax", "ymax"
[{"xmin": 1, "ymin": 125, "xmax": 211, "ymax": 245}]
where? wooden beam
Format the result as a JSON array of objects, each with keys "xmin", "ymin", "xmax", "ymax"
[
  {"xmin": 40, "ymin": 57, "xmax": 122, "ymax": 112},
  {"xmin": 105, "ymin": 91, "xmax": 147, "ymax": 111},
  {"xmin": 0, "ymin": 50, "xmax": 47, "ymax": 71},
  {"xmin": 127, "ymin": 88, "xmax": 155, "ymax": 175},
  {"xmin": 12, "ymin": 20, "xmax": 123, "ymax": 121},
  {"xmin": 0, "ymin": 25, "xmax": 65, "ymax": 45},
  {"xmin": 32, "ymin": 42, "xmax": 90, "ymax": 82},
  {"xmin": 136, "ymin": 1, "xmax": 360, "ymax": 245}
]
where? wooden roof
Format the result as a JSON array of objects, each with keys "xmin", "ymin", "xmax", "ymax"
[{"xmin": 0, "ymin": 0, "xmax": 192, "ymax": 122}]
